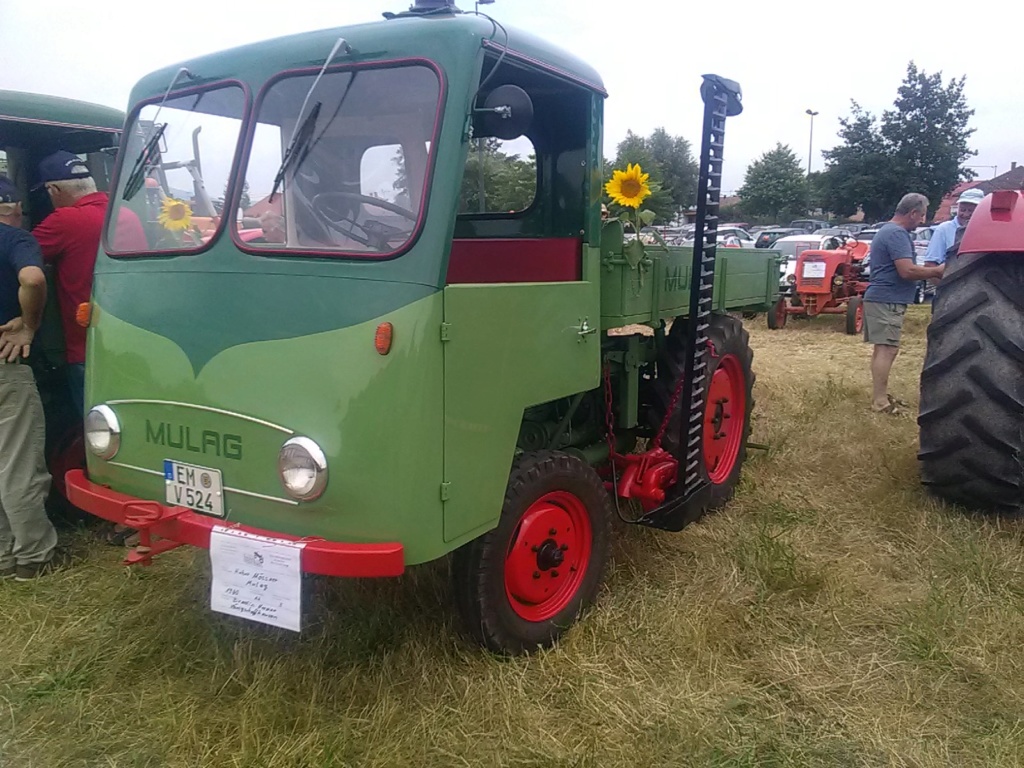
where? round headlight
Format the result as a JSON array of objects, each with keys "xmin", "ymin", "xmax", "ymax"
[
  {"xmin": 786, "ymin": 274, "xmax": 797, "ymax": 284},
  {"xmin": 85, "ymin": 405, "xmax": 121, "ymax": 459},
  {"xmin": 278, "ymin": 437, "xmax": 328, "ymax": 501}
]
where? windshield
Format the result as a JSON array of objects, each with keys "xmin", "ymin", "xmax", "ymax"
[
  {"xmin": 106, "ymin": 85, "xmax": 246, "ymax": 254},
  {"xmin": 240, "ymin": 63, "xmax": 441, "ymax": 257}
]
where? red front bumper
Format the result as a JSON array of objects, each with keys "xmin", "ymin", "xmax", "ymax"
[{"xmin": 65, "ymin": 469, "xmax": 405, "ymax": 577}]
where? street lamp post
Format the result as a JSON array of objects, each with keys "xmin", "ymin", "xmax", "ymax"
[
  {"xmin": 805, "ymin": 109, "xmax": 819, "ymax": 177},
  {"xmin": 805, "ymin": 109, "xmax": 818, "ymax": 215}
]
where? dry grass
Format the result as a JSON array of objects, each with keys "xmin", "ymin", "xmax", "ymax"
[{"xmin": 4, "ymin": 305, "xmax": 1024, "ymax": 767}]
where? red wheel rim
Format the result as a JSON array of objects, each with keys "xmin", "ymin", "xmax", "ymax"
[
  {"xmin": 703, "ymin": 354, "xmax": 746, "ymax": 484},
  {"xmin": 504, "ymin": 490, "xmax": 592, "ymax": 622}
]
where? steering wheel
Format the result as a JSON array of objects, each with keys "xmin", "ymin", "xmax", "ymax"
[{"xmin": 311, "ymin": 192, "xmax": 417, "ymax": 250}]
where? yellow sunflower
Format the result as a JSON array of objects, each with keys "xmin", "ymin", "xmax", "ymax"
[
  {"xmin": 604, "ymin": 163, "xmax": 651, "ymax": 209},
  {"xmin": 158, "ymin": 197, "xmax": 193, "ymax": 232}
]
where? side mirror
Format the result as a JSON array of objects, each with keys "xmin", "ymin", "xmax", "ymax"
[{"xmin": 475, "ymin": 84, "xmax": 534, "ymax": 140}]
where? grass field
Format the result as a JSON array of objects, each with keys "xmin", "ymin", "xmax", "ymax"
[{"xmin": 3, "ymin": 304, "xmax": 1024, "ymax": 767}]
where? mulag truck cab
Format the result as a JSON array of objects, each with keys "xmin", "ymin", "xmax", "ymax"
[{"xmin": 67, "ymin": 0, "xmax": 780, "ymax": 653}]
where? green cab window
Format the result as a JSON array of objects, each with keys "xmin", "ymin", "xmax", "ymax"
[
  {"xmin": 106, "ymin": 85, "xmax": 247, "ymax": 255},
  {"xmin": 240, "ymin": 63, "xmax": 441, "ymax": 257}
]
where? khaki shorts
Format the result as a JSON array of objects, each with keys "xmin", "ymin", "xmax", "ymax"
[{"xmin": 863, "ymin": 301, "xmax": 907, "ymax": 347}]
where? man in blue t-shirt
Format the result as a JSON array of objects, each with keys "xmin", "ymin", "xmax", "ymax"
[
  {"xmin": 863, "ymin": 193, "xmax": 945, "ymax": 414},
  {"xmin": 0, "ymin": 176, "xmax": 62, "ymax": 580}
]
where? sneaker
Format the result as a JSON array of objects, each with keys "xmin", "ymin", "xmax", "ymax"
[
  {"xmin": 14, "ymin": 550, "xmax": 72, "ymax": 582},
  {"xmin": 0, "ymin": 565, "xmax": 15, "ymax": 580}
]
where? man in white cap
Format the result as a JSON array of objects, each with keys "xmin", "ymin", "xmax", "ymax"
[{"xmin": 924, "ymin": 187, "xmax": 986, "ymax": 266}]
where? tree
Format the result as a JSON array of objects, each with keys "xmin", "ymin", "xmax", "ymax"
[
  {"xmin": 881, "ymin": 62, "xmax": 976, "ymax": 215},
  {"xmin": 822, "ymin": 62, "xmax": 975, "ymax": 220},
  {"xmin": 458, "ymin": 138, "xmax": 536, "ymax": 214},
  {"xmin": 606, "ymin": 129, "xmax": 697, "ymax": 223},
  {"xmin": 736, "ymin": 143, "xmax": 807, "ymax": 221}
]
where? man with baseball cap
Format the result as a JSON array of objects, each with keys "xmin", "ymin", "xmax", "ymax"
[
  {"xmin": 924, "ymin": 187, "xmax": 986, "ymax": 266},
  {"xmin": 0, "ymin": 175, "xmax": 63, "ymax": 580},
  {"xmin": 31, "ymin": 151, "xmax": 145, "ymax": 416}
]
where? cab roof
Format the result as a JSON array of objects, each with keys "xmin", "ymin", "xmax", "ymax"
[
  {"xmin": 131, "ymin": 13, "xmax": 606, "ymax": 104},
  {"xmin": 0, "ymin": 89, "xmax": 124, "ymax": 132}
]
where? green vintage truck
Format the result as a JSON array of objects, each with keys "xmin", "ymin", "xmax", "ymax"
[
  {"xmin": 66, "ymin": 0, "xmax": 779, "ymax": 653},
  {"xmin": 0, "ymin": 90, "xmax": 123, "ymax": 506}
]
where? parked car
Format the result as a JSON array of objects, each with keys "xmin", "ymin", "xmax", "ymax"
[
  {"xmin": 788, "ymin": 218, "xmax": 830, "ymax": 233},
  {"xmin": 817, "ymin": 227, "xmax": 854, "ymax": 239},
  {"xmin": 774, "ymin": 233, "xmax": 846, "ymax": 290},
  {"xmin": 755, "ymin": 227, "xmax": 805, "ymax": 249},
  {"xmin": 681, "ymin": 225, "xmax": 755, "ymax": 248}
]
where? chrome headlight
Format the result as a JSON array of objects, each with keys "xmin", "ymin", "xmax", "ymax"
[
  {"xmin": 786, "ymin": 274, "xmax": 797, "ymax": 284},
  {"xmin": 85, "ymin": 405, "xmax": 121, "ymax": 459},
  {"xmin": 278, "ymin": 437, "xmax": 328, "ymax": 501}
]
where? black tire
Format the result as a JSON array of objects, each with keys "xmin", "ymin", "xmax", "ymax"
[
  {"xmin": 452, "ymin": 450, "xmax": 613, "ymax": 654},
  {"xmin": 767, "ymin": 298, "xmax": 788, "ymax": 330},
  {"xmin": 846, "ymin": 296, "xmax": 863, "ymax": 335},
  {"xmin": 647, "ymin": 313, "xmax": 755, "ymax": 511},
  {"xmin": 918, "ymin": 254, "xmax": 1024, "ymax": 512}
]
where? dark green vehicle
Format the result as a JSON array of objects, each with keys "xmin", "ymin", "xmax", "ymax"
[
  {"xmin": 0, "ymin": 89, "xmax": 123, "ymax": 506},
  {"xmin": 67, "ymin": 0, "xmax": 779, "ymax": 653}
]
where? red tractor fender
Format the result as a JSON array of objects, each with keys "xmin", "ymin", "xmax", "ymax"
[{"xmin": 959, "ymin": 190, "xmax": 1024, "ymax": 256}]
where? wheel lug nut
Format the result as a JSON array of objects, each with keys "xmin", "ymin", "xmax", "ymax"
[
  {"xmin": 533, "ymin": 571, "xmax": 540, "ymax": 579},
  {"xmin": 551, "ymin": 570, "xmax": 559, "ymax": 577},
  {"xmin": 549, "ymin": 528, "xmax": 557, "ymax": 536},
  {"xmin": 531, "ymin": 545, "xmax": 539, "ymax": 552},
  {"xmin": 560, "ymin": 544, "xmax": 568, "ymax": 551}
]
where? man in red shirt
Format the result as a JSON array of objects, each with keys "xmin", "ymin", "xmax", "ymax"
[{"xmin": 32, "ymin": 151, "xmax": 146, "ymax": 415}]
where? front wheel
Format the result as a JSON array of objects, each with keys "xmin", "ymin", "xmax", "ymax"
[
  {"xmin": 647, "ymin": 313, "xmax": 755, "ymax": 512},
  {"xmin": 452, "ymin": 450, "xmax": 613, "ymax": 654},
  {"xmin": 767, "ymin": 297, "xmax": 788, "ymax": 330},
  {"xmin": 846, "ymin": 296, "xmax": 864, "ymax": 335}
]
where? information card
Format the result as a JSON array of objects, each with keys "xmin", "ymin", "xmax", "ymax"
[{"xmin": 209, "ymin": 526, "xmax": 305, "ymax": 632}]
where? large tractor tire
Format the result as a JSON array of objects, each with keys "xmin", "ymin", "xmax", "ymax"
[
  {"xmin": 648, "ymin": 313, "xmax": 755, "ymax": 511},
  {"xmin": 918, "ymin": 253, "xmax": 1024, "ymax": 512},
  {"xmin": 452, "ymin": 450, "xmax": 613, "ymax": 654}
]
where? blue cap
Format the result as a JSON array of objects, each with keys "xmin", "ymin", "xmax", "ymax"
[
  {"xmin": 35, "ymin": 150, "xmax": 92, "ymax": 188},
  {"xmin": 0, "ymin": 175, "xmax": 21, "ymax": 204}
]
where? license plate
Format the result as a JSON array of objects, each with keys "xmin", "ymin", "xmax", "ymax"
[
  {"xmin": 802, "ymin": 261, "xmax": 826, "ymax": 278},
  {"xmin": 164, "ymin": 460, "xmax": 224, "ymax": 518}
]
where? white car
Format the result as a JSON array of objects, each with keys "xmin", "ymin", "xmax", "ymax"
[
  {"xmin": 681, "ymin": 226, "xmax": 755, "ymax": 248},
  {"xmin": 772, "ymin": 232, "xmax": 845, "ymax": 286}
]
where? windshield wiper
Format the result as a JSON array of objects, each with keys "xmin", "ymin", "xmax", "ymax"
[
  {"xmin": 268, "ymin": 101, "xmax": 321, "ymax": 203},
  {"xmin": 121, "ymin": 122, "xmax": 166, "ymax": 202},
  {"xmin": 120, "ymin": 67, "xmax": 197, "ymax": 202}
]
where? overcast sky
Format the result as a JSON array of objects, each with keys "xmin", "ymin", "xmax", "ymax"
[{"xmin": 1, "ymin": 0, "xmax": 1018, "ymax": 195}]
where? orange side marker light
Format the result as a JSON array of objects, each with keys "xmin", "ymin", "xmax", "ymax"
[
  {"xmin": 375, "ymin": 322, "xmax": 393, "ymax": 355},
  {"xmin": 76, "ymin": 302, "xmax": 92, "ymax": 328}
]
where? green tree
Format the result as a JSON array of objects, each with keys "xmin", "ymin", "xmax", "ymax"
[
  {"xmin": 820, "ymin": 104, "xmax": 895, "ymax": 221},
  {"xmin": 822, "ymin": 62, "xmax": 975, "ymax": 220},
  {"xmin": 458, "ymin": 138, "xmax": 536, "ymax": 214},
  {"xmin": 737, "ymin": 143, "xmax": 807, "ymax": 221},
  {"xmin": 606, "ymin": 129, "xmax": 697, "ymax": 223}
]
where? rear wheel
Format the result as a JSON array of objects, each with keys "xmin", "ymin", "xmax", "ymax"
[
  {"xmin": 767, "ymin": 297, "xmax": 788, "ymax": 330},
  {"xmin": 918, "ymin": 253, "xmax": 1024, "ymax": 512},
  {"xmin": 648, "ymin": 314, "xmax": 755, "ymax": 511},
  {"xmin": 846, "ymin": 296, "xmax": 864, "ymax": 335},
  {"xmin": 452, "ymin": 450, "xmax": 613, "ymax": 654}
]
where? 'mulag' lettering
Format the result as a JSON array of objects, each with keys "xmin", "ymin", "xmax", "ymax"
[{"xmin": 146, "ymin": 420, "xmax": 243, "ymax": 459}]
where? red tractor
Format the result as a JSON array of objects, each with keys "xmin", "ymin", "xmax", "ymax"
[
  {"xmin": 918, "ymin": 190, "xmax": 1024, "ymax": 512},
  {"xmin": 767, "ymin": 239, "xmax": 870, "ymax": 334}
]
